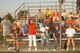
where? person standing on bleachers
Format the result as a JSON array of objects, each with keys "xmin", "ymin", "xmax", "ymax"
[
  {"xmin": 51, "ymin": 10, "xmax": 61, "ymax": 22},
  {"xmin": 28, "ymin": 20, "xmax": 37, "ymax": 51},
  {"xmin": 65, "ymin": 25, "xmax": 76, "ymax": 51},
  {"xmin": 1, "ymin": 16, "xmax": 11, "ymax": 45}
]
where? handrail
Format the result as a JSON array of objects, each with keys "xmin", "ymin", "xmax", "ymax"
[{"xmin": 14, "ymin": 1, "xmax": 76, "ymax": 18}]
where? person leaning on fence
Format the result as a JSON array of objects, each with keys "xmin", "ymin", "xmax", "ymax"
[
  {"xmin": 65, "ymin": 25, "xmax": 76, "ymax": 51},
  {"xmin": 28, "ymin": 20, "xmax": 37, "ymax": 51},
  {"xmin": 40, "ymin": 24, "xmax": 50, "ymax": 50},
  {"xmin": 53, "ymin": 24, "xmax": 60, "ymax": 51},
  {"xmin": 11, "ymin": 23, "xmax": 23, "ymax": 51},
  {"xmin": 1, "ymin": 16, "xmax": 11, "ymax": 45}
]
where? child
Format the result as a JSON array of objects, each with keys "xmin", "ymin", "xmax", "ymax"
[
  {"xmin": 53, "ymin": 24, "xmax": 60, "ymax": 51},
  {"xmin": 65, "ymin": 25, "xmax": 76, "ymax": 50},
  {"xmin": 28, "ymin": 20, "xmax": 37, "ymax": 51},
  {"xmin": 40, "ymin": 24, "xmax": 50, "ymax": 49},
  {"xmin": 11, "ymin": 23, "xmax": 23, "ymax": 51}
]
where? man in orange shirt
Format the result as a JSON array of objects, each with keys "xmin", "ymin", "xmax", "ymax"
[{"xmin": 28, "ymin": 20, "xmax": 37, "ymax": 51}]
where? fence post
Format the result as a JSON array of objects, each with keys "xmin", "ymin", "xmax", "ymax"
[{"xmin": 59, "ymin": 0, "xmax": 62, "ymax": 53}]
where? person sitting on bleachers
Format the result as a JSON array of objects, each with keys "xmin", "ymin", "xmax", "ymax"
[
  {"xmin": 36, "ymin": 9, "xmax": 44, "ymax": 21},
  {"xmin": 67, "ymin": 17, "xmax": 75, "ymax": 26},
  {"xmin": 68, "ymin": 12, "xmax": 73, "ymax": 19},
  {"xmin": 75, "ymin": 15, "xmax": 80, "ymax": 30},
  {"xmin": 51, "ymin": 10, "xmax": 61, "ymax": 22},
  {"xmin": 45, "ymin": 8, "xmax": 51, "ymax": 18},
  {"xmin": 61, "ymin": 10, "xmax": 67, "ymax": 19},
  {"xmin": 21, "ymin": 16, "xmax": 28, "ymax": 36},
  {"xmin": 44, "ymin": 8, "xmax": 52, "ymax": 25}
]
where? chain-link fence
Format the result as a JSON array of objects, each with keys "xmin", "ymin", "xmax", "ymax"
[{"xmin": 0, "ymin": 0, "xmax": 80, "ymax": 53}]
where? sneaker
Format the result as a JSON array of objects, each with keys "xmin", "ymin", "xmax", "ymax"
[
  {"xmin": 67, "ymin": 47, "xmax": 69, "ymax": 51},
  {"xmin": 8, "ymin": 47, "xmax": 12, "ymax": 50},
  {"xmin": 2, "ymin": 44, "xmax": 5, "ymax": 47},
  {"xmin": 35, "ymin": 48, "xmax": 37, "ymax": 51},
  {"xmin": 28, "ymin": 48, "xmax": 31, "ymax": 51},
  {"xmin": 16, "ymin": 49, "xmax": 20, "ymax": 52},
  {"xmin": 53, "ymin": 49, "xmax": 56, "ymax": 51},
  {"xmin": 73, "ymin": 48, "xmax": 75, "ymax": 50}
]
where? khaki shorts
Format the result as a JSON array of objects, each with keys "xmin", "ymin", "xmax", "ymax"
[{"xmin": 3, "ymin": 29, "xmax": 10, "ymax": 36}]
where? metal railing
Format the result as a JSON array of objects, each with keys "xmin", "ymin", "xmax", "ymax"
[{"xmin": 14, "ymin": 1, "xmax": 76, "ymax": 18}]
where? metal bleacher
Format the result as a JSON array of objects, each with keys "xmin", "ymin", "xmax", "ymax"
[{"xmin": 6, "ymin": 1, "xmax": 80, "ymax": 42}]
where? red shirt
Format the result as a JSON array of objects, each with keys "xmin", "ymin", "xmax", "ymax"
[
  {"xmin": 51, "ymin": 11, "xmax": 61, "ymax": 17},
  {"xmin": 68, "ymin": 19, "xmax": 75, "ymax": 25},
  {"xmin": 28, "ymin": 24, "xmax": 36, "ymax": 35}
]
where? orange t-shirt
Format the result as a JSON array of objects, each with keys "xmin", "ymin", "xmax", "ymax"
[
  {"xmin": 68, "ymin": 19, "xmax": 75, "ymax": 25},
  {"xmin": 28, "ymin": 24, "xmax": 36, "ymax": 35},
  {"xmin": 51, "ymin": 11, "xmax": 60, "ymax": 17}
]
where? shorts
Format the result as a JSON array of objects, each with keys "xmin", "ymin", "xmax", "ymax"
[
  {"xmin": 15, "ymin": 35, "xmax": 22, "ymax": 41},
  {"xmin": 3, "ymin": 29, "xmax": 10, "ymax": 36}
]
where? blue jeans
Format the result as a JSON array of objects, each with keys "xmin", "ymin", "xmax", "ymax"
[
  {"xmin": 41, "ymin": 31, "xmax": 50, "ymax": 49},
  {"xmin": 21, "ymin": 26, "xmax": 28, "ymax": 36}
]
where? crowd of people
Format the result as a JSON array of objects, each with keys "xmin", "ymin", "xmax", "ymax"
[{"xmin": 0, "ymin": 3, "xmax": 80, "ymax": 51}]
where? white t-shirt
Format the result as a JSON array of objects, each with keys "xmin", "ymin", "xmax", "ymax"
[
  {"xmin": 65, "ymin": 28, "xmax": 76, "ymax": 37},
  {"xmin": 40, "ymin": 26, "xmax": 49, "ymax": 32}
]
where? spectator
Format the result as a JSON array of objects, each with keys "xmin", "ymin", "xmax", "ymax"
[
  {"xmin": 37, "ymin": 19, "xmax": 43, "ymax": 28},
  {"xmin": 53, "ymin": 24, "xmax": 60, "ymax": 51},
  {"xmin": 21, "ymin": 16, "xmax": 28, "ymax": 36},
  {"xmin": 40, "ymin": 24, "xmax": 50, "ymax": 49},
  {"xmin": 61, "ymin": 16, "xmax": 66, "ymax": 33},
  {"xmin": 67, "ymin": 17, "xmax": 75, "ymax": 26},
  {"xmin": 14, "ymin": 17, "xmax": 21, "ymax": 28},
  {"xmin": 11, "ymin": 23, "xmax": 22, "ymax": 51},
  {"xmin": 51, "ymin": 10, "xmax": 61, "ymax": 22},
  {"xmin": 61, "ymin": 10, "xmax": 66, "ymax": 19},
  {"xmin": 28, "ymin": 20, "xmax": 37, "ymax": 51},
  {"xmin": 1, "ymin": 16, "xmax": 11, "ymax": 45},
  {"xmin": 45, "ymin": 8, "xmax": 51, "ymax": 19},
  {"xmin": 76, "ymin": 0, "xmax": 80, "ymax": 13},
  {"xmin": 36, "ymin": 9, "xmax": 44, "ymax": 21},
  {"xmin": 74, "ymin": 12, "xmax": 79, "ymax": 19},
  {"xmin": 75, "ymin": 15, "xmax": 80, "ymax": 30},
  {"xmin": 68, "ymin": 12, "xmax": 73, "ymax": 19},
  {"xmin": 65, "ymin": 25, "xmax": 76, "ymax": 50}
]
